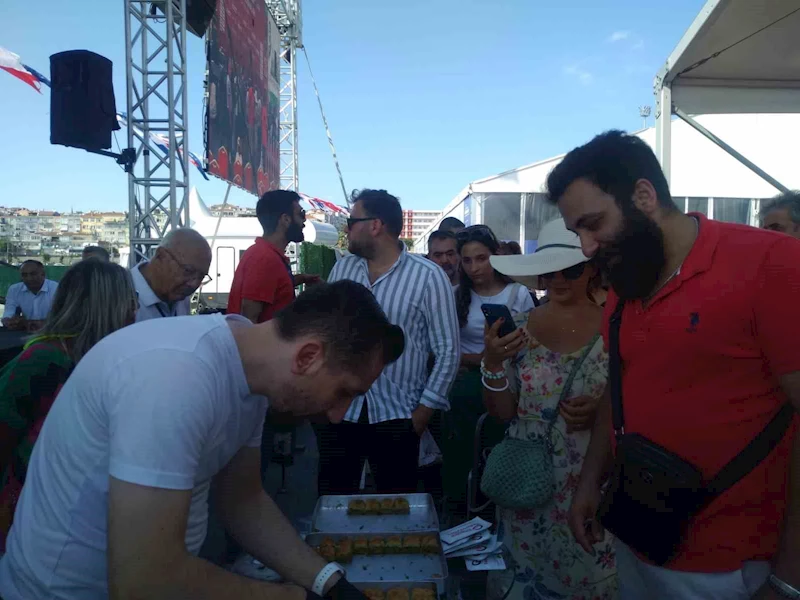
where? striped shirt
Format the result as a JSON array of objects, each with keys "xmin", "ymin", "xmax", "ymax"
[{"xmin": 328, "ymin": 248, "xmax": 460, "ymax": 423}]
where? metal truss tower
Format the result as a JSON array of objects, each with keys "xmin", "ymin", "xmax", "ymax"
[
  {"xmin": 266, "ymin": 0, "xmax": 302, "ymax": 192},
  {"xmin": 124, "ymin": 0, "xmax": 190, "ymax": 265}
]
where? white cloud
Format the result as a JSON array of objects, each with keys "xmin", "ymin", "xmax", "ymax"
[
  {"xmin": 608, "ymin": 30, "xmax": 630, "ymax": 43},
  {"xmin": 564, "ymin": 65, "xmax": 593, "ymax": 85}
]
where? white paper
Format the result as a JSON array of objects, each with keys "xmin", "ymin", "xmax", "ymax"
[
  {"xmin": 418, "ymin": 429, "xmax": 442, "ymax": 467},
  {"xmin": 465, "ymin": 553, "xmax": 507, "ymax": 572},
  {"xmin": 443, "ymin": 530, "xmax": 492, "ymax": 556},
  {"xmin": 444, "ymin": 534, "xmax": 501, "ymax": 558},
  {"xmin": 440, "ymin": 517, "xmax": 492, "ymax": 546}
]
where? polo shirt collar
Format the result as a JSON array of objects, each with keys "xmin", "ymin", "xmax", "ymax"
[
  {"xmin": 677, "ymin": 212, "xmax": 719, "ymax": 282},
  {"xmin": 23, "ymin": 279, "xmax": 55, "ymax": 297},
  {"xmin": 130, "ymin": 261, "xmax": 163, "ymax": 308},
  {"xmin": 255, "ymin": 237, "xmax": 289, "ymax": 264}
]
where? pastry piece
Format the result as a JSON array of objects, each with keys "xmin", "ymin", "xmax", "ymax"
[
  {"xmin": 335, "ymin": 537, "xmax": 353, "ymax": 563},
  {"xmin": 385, "ymin": 535, "xmax": 402, "ymax": 554},
  {"xmin": 380, "ymin": 497, "xmax": 395, "ymax": 514},
  {"xmin": 317, "ymin": 544, "xmax": 336, "ymax": 562},
  {"xmin": 363, "ymin": 590, "xmax": 385, "ymax": 600},
  {"xmin": 420, "ymin": 534, "xmax": 439, "ymax": 554},
  {"xmin": 402, "ymin": 534, "xmax": 421, "ymax": 553},
  {"xmin": 392, "ymin": 497, "xmax": 410, "ymax": 514},
  {"xmin": 368, "ymin": 536, "xmax": 386, "ymax": 555},
  {"xmin": 386, "ymin": 589, "xmax": 410, "ymax": 600},
  {"xmin": 348, "ymin": 499, "xmax": 367, "ymax": 515},
  {"xmin": 353, "ymin": 536, "xmax": 369, "ymax": 555},
  {"xmin": 411, "ymin": 589, "xmax": 436, "ymax": 600},
  {"xmin": 365, "ymin": 498, "xmax": 381, "ymax": 515}
]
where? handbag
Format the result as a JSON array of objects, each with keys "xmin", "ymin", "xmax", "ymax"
[
  {"xmin": 597, "ymin": 299, "xmax": 795, "ymax": 565},
  {"xmin": 480, "ymin": 333, "xmax": 600, "ymax": 509}
]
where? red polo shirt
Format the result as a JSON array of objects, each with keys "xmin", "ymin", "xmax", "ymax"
[
  {"xmin": 227, "ymin": 238, "xmax": 295, "ymax": 323},
  {"xmin": 601, "ymin": 213, "xmax": 800, "ymax": 572}
]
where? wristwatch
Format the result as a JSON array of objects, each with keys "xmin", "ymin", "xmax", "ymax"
[{"xmin": 769, "ymin": 574, "xmax": 800, "ymax": 599}]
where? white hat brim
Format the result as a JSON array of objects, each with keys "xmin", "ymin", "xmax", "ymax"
[{"xmin": 491, "ymin": 248, "xmax": 588, "ymax": 278}]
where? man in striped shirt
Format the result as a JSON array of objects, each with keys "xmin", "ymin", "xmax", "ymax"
[{"xmin": 319, "ymin": 189, "xmax": 460, "ymax": 495}]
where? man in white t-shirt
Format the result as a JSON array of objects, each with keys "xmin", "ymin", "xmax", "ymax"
[{"xmin": 0, "ymin": 280, "xmax": 404, "ymax": 600}]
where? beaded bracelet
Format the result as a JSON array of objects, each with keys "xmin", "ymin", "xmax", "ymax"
[{"xmin": 480, "ymin": 358, "xmax": 506, "ymax": 380}]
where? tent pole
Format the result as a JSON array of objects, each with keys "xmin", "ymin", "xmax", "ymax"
[
  {"xmin": 673, "ymin": 108, "xmax": 790, "ymax": 194},
  {"xmin": 655, "ymin": 82, "xmax": 672, "ymax": 184}
]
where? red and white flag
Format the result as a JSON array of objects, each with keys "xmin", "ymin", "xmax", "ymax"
[{"xmin": 0, "ymin": 47, "xmax": 41, "ymax": 93}]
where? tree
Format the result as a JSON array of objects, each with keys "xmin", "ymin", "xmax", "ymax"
[
  {"xmin": 336, "ymin": 229, "xmax": 348, "ymax": 250},
  {"xmin": 401, "ymin": 238, "xmax": 414, "ymax": 250},
  {"xmin": 42, "ymin": 252, "xmax": 52, "ymax": 264}
]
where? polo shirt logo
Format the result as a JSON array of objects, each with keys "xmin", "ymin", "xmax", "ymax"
[{"xmin": 686, "ymin": 312, "xmax": 700, "ymax": 333}]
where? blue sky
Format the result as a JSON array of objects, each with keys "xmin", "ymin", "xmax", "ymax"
[{"xmin": 0, "ymin": 0, "xmax": 705, "ymax": 213}]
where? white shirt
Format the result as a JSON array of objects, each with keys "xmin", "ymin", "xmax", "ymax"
[
  {"xmin": 1, "ymin": 279, "xmax": 58, "ymax": 320},
  {"xmin": 130, "ymin": 261, "xmax": 191, "ymax": 321},
  {"xmin": 0, "ymin": 314, "xmax": 267, "ymax": 600},
  {"xmin": 460, "ymin": 283, "xmax": 534, "ymax": 354}
]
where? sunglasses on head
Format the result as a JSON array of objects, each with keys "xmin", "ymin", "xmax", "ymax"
[
  {"xmin": 541, "ymin": 262, "xmax": 587, "ymax": 281},
  {"xmin": 456, "ymin": 225, "xmax": 498, "ymax": 245}
]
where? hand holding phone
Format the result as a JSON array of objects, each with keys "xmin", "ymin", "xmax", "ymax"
[{"xmin": 481, "ymin": 304, "xmax": 516, "ymax": 338}]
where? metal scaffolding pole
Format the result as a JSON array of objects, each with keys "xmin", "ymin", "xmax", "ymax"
[
  {"xmin": 124, "ymin": 0, "xmax": 190, "ymax": 266},
  {"xmin": 266, "ymin": 0, "xmax": 302, "ymax": 192}
]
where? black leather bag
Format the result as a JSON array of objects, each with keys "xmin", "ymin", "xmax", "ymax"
[{"xmin": 597, "ymin": 299, "xmax": 794, "ymax": 565}]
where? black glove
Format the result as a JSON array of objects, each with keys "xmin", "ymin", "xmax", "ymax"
[{"xmin": 305, "ymin": 578, "xmax": 368, "ymax": 600}]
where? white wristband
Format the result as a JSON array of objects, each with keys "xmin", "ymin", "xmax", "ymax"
[{"xmin": 312, "ymin": 562, "xmax": 345, "ymax": 596}]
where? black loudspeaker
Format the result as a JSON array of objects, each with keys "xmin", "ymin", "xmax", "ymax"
[
  {"xmin": 50, "ymin": 50, "xmax": 120, "ymax": 152},
  {"xmin": 153, "ymin": 0, "xmax": 217, "ymax": 38}
]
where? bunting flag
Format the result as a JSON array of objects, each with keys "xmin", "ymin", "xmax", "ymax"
[
  {"xmin": 0, "ymin": 47, "xmax": 41, "ymax": 93},
  {"xmin": 298, "ymin": 192, "xmax": 349, "ymax": 216}
]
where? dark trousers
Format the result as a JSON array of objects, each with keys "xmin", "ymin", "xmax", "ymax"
[{"xmin": 317, "ymin": 407, "xmax": 421, "ymax": 496}]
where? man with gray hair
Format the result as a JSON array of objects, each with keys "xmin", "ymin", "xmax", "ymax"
[
  {"xmin": 129, "ymin": 228, "xmax": 212, "ymax": 321},
  {"xmin": 760, "ymin": 191, "xmax": 800, "ymax": 238}
]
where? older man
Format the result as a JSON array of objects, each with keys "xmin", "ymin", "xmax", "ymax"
[
  {"xmin": 0, "ymin": 281, "xmax": 402, "ymax": 600},
  {"xmin": 427, "ymin": 230, "xmax": 459, "ymax": 287},
  {"xmin": 82, "ymin": 246, "xmax": 111, "ymax": 262},
  {"xmin": 130, "ymin": 228, "xmax": 212, "ymax": 321},
  {"xmin": 760, "ymin": 191, "xmax": 800, "ymax": 239},
  {"xmin": 1, "ymin": 260, "xmax": 58, "ymax": 331}
]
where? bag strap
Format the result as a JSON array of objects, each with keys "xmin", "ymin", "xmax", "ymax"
[
  {"xmin": 704, "ymin": 402, "xmax": 794, "ymax": 498},
  {"xmin": 609, "ymin": 297, "xmax": 794, "ymax": 503},
  {"xmin": 608, "ymin": 298, "xmax": 626, "ymax": 441},
  {"xmin": 547, "ymin": 333, "xmax": 601, "ymax": 428}
]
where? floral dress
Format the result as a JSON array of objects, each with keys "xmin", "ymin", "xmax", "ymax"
[{"xmin": 487, "ymin": 311, "xmax": 618, "ymax": 600}]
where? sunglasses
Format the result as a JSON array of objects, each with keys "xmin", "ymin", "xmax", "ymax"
[
  {"xmin": 456, "ymin": 225, "xmax": 498, "ymax": 245},
  {"xmin": 347, "ymin": 216, "xmax": 378, "ymax": 229},
  {"xmin": 541, "ymin": 262, "xmax": 587, "ymax": 281}
]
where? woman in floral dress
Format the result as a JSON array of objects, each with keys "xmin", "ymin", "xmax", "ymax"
[{"xmin": 482, "ymin": 218, "xmax": 618, "ymax": 600}]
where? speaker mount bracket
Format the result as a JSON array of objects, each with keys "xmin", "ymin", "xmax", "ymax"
[{"xmin": 85, "ymin": 147, "xmax": 137, "ymax": 173}]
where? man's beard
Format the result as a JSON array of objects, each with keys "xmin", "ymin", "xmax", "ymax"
[
  {"xmin": 349, "ymin": 237, "xmax": 375, "ymax": 259},
  {"xmin": 287, "ymin": 222, "xmax": 305, "ymax": 243},
  {"xmin": 595, "ymin": 208, "xmax": 666, "ymax": 300}
]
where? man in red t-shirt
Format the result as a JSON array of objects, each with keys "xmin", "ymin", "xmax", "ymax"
[
  {"xmin": 227, "ymin": 190, "xmax": 320, "ymax": 324},
  {"xmin": 538, "ymin": 131, "xmax": 800, "ymax": 599}
]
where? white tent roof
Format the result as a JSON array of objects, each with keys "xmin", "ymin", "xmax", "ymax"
[{"xmin": 660, "ymin": 0, "xmax": 800, "ymax": 114}]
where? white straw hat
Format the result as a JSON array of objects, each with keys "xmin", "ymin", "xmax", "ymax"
[{"xmin": 490, "ymin": 218, "xmax": 588, "ymax": 279}]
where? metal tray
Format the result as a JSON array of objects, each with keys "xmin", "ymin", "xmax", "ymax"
[
  {"xmin": 306, "ymin": 532, "xmax": 448, "ymax": 595},
  {"xmin": 311, "ymin": 494, "xmax": 439, "ymax": 533}
]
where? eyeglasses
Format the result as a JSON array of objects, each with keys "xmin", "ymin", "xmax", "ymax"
[
  {"xmin": 346, "ymin": 216, "xmax": 378, "ymax": 229},
  {"xmin": 161, "ymin": 247, "xmax": 212, "ymax": 285},
  {"xmin": 541, "ymin": 262, "xmax": 587, "ymax": 281},
  {"xmin": 456, "ymin": 225, "xmax": 498, "ymax": 245}
]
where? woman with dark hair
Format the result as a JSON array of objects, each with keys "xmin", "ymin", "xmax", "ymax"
[
  {"xmin": 442, "ymin": 225, "xmax": 533, "ymax": 521},
  {"xmin": 0, "ymin": 260, "xmax": 137, "ymax": 550}
]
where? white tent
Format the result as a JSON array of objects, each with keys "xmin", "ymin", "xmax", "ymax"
[{"xmin": 655, "ymin": 0, "xmax": 800, "ymax": 189}]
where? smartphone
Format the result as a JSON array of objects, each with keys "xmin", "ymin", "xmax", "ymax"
[{"xmin": 481, "ymin": 303, "xmax": 516, "ymax": 338}]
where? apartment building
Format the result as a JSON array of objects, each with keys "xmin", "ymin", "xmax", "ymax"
[{"xmin": 400, "ymin": 209, "xmax": 442, "ymax": 241}]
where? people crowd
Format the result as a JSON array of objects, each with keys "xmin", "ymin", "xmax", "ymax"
[{"xmin": 0, "ymin": 131, "xmax": 799, "ymax": 600}]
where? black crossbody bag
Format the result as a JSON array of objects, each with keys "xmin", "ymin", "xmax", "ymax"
[{"xmin": 597, "ymin": 299, "xmax": 794, "ymax": 565}]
